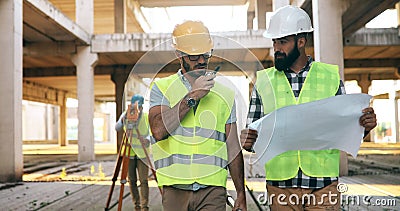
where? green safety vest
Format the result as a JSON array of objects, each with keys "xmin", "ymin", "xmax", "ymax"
[
  {"xmin": 255, "ymin": 62, "xmax": 341, "ymax": 180},
  {"xmin": 125, "ymin": 113, "xmax": 150, "ymax": 159},
  {"xmin": 152, "ymin": 73, "xmax": 234, "ymax": 187}
]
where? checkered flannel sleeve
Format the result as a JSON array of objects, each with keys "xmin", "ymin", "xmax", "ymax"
[{"xmin": 246, "ymin": 86, "xmax": 264, "ymax": 127}]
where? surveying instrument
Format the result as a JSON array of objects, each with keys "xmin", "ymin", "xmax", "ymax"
[{"xmin": 105, "ymin": 101, "xmax": 161, "ymax": 211}]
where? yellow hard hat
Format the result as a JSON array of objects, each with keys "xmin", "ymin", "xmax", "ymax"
[{"xmin": 172, "ymin": 20, "xmax": 213, "ymax": 55}]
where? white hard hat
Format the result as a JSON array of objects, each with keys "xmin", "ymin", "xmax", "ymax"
[
  {"xmin": 263, "ymin": 5, "xmax": 313, "ymax": 39},
  {"xmin": 172, "ymin": 20, "xmax": 213, "ymax": 55}
]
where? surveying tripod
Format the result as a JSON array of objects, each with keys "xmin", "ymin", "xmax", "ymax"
[{"xmin": 105, "ymin": 103, "xmax": 161, "ymax": 211}]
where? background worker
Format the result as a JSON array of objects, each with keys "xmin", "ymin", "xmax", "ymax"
[
  {"xmin": 115, "ymin": 94, "xmax": 150, "ymax": 211},
  {"xmin": 148, "ymin": 20, "xmax": 246, "ymax": 211},
  {"xmin": 240, "ymin": 5, "xmax": 377, "ymax": 210}
]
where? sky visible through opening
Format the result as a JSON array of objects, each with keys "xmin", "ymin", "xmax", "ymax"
[
  {"xmin": 141, "ymin": 5, "xmax": 248, "ymax": 33},
  {"xmin": 142, "ymin": 6, "xmax": 398, "ymax": 33}
]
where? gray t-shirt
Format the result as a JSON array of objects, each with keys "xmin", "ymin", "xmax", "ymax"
[{"xmin": 150, "ymin": 70, "xmax": 237, "ymax": 124}]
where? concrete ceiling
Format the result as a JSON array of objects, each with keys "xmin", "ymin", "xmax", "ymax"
[
  {"xmin": 301, "ymin": 0, "xmax": 399, "ymax": 37},
  {"xmin": 22, "ymin": 0, "xmax": 400, "ymax": 102},
  {"xmin": 138, "ymin": 0, "xmax": 247, "ymax": 7}
]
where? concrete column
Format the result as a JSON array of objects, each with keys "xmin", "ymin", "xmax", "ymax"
[
  {"xmin": 396, "ymin": 3, "xmax": 400, "ymax": 29},
  {"xmin": 114, "ymin": 0, "xmax": 127, "ymax": 33},
  {"xmin": 370, "ymin": 100, "xmax": 376, "ymax": 143},
  {"xmin": 0, "ymin": 0, "xmax": 23, "ymax": 182},
  {"xmin": 358, "ymin": 74, "xmax": 372, "ymax": 142},
  {"xmin": 59, "ymin": 92, "xmax": 67, "ymax": 146},
  {"xmin": 111, "ymin": 70, "xmax": 129, "ymax": 151},
  {"xmin": 394, "ymin": 98, "xmax": 399, "ymax": 143},
  {"xmin": 256, "ymin": 0, "xmax": 268, "ymax": 29},
  {"xmin": 75, "ymin": 0, "xmax": 94, "ymax": 33},
  {"xmin": 272, "ymin": 0, "xmax": 289, "ymax": 11},
  {"xmin": 358, "ymin": 74, "xmax": 371, "ymax": 94},
  {"xmin": 247, "ymin": 11, "xmax": 255, "ymax": 30},
  {"xmin": 72, "ymin": 47, "xmax": 98, "ymax": 161},
  {"xmin": 312, "ymin": 0, "xmax": 345, "ymax": 79},
  {"xmin": 392, "ymin": 81, "xmax": 399, "ymax": 143},
  {"xmin": 357, "ymin": 75, "xmax": 372, "ymax": 142},
  {"xmin": 312, "ymin": 0, "xmax": 348, "ymax": 175}
]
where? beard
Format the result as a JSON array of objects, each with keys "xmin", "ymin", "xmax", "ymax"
[
  {"xmin": 182, "ymin": 58, "xmax": 207, "ymax": 78},
  {"xmin": 274, "ymin": 43, "xmax": 300, "ymax": 71}
]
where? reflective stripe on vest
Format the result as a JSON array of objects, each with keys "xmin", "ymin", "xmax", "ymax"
[
  {"xmin": 154, "ymin": 154, "xmax": 228, "ymax": 169},
  {"xmin": 255, "ymin": 62, "xmax": 341, "ymax": 180},
  {"xmin": 171, "ymin": 126, "xmax": 226, "ymax": 143},
  {"xmin": 152, "ymin": 73, "xmax": 234, "ymax": 187}
]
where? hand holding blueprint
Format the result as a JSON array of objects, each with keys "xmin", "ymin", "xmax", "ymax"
[{"xmin": 248, "ymin": 94, "xmax": 372, "ymax": 165}]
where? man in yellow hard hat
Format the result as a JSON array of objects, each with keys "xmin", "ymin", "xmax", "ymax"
[
  {"xmin": 240, "ymin": 5, "xmax": 377, "ymax": 211},
  {"xmin": 115, "ymin": 94, "xmax": 150, "ymax": 211},
  {"xmin": 148, "ymin": 20, "xmax": 246, "ymax": 211}
]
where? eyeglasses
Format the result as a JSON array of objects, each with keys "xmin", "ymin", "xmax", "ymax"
[{"xmin": 179, "ymin": 51, "xmax": 212, "ymax": 61}]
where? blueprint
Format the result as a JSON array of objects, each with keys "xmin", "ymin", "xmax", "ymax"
[{"xmin": 248, "ymin": 94, "xmax": 372, "ymax": 165}]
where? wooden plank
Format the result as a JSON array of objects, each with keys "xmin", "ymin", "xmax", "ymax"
[
  {"xmin": 40, "ymin": 183, "xmax": 127, "ymax": 210},
  {"xmin": 1, "ymin": 182, "xmax": 89, "ymax": 210}
]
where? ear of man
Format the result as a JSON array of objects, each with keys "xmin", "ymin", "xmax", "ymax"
[{"xmin": 296, "ymin": 36, "xmax": 307, "ymax": 49}]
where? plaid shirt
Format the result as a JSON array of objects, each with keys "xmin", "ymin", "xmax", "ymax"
[{"xmin": 247, "ymin": 57, "xmax": 346, "ymax": 189}]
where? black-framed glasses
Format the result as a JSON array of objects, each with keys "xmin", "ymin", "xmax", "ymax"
[{"xmin": 179, "ymin": 51, "xmax": 213, "ymax": 61}]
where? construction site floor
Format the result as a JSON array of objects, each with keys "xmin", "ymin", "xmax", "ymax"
[{"xmin": 1, "ymin": 142, "xmax": 399, "ymax": 211}]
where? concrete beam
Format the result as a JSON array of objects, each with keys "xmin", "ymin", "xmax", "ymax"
[
  {"xmin": 23, "ymin": 80, "xmax": 67, "ymax": 105},
  {"xmin": 24, "ymin": 65, "xmax": 133, "ymax": 78},
  {"xmin": 300, "ymin": 0, "xmax": 312, "ymax": 18},
  {"xmin": 24, "ymin": 67, "xmax": 77, "ymax": 77},
  {"xmin": 91, "ymin": 31, "xmax": 271, "ymax": 53},
  {"xmin": 127, "ymin": 0, "xmax": 151, "ymax": 32},
  {"xmin": 301, "ymin": 0, "xmax": 397, "ymax": 37},
  {"xmin": 344, "ymin": 28, "xmax": 400, "ymax": 46},
  {"xmin": 23, "ymin": 60, "xmax": 270, "ymax": 78},
  {"xmin": 344, "ymin": 58, "xmax": 400, "ymax": 68},
  {"xmin": 138, "ymin": 0, "xmax": 247, "ymax": 7},
  {"xmin": 342, "ymin": 0, "xmax": 399, "ymax": 36},
  {"xmin": 23, "ymin": 41, "xmax": 76, "ymax": 56},
  {"xmin": 91, "ymin": 33, "xmax": 171, "ymax": 52},
  {"xmin": 24, "ymin": 0, "xmax": 90, "ymax": 44},
  {"xmin": 23, "ymin": 57, "xmax": 400, "ymax": 78},
  {"xmin": 346, "ymin": 71, "xmax": 399, "ymax": 81}
]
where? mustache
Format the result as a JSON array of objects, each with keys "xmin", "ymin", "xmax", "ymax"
[
  {"xmin": 274, "ymin": 52, "xmax": 286, "ymax": 57},
  {"xmin": 194, "ymin": 63, "xmax": 207, "ymax": 69}
]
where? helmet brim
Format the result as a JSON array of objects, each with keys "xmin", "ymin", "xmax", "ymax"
[{"xmin": 263, "ymin": 28, "xmax": 314, "ymax": 39}]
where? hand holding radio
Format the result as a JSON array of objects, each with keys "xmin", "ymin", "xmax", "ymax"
[{"xmin": 190, "ymin": 66, "xmax": 221, "ymax": 100}]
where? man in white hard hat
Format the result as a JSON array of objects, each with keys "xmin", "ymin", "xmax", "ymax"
[
  {"xmin": 240, "ymin": 5, "xmax": 377, "ymax": 210},
  {"xmin": 148, "ymin": 20, "xmax": 246, "ymax": 211}
]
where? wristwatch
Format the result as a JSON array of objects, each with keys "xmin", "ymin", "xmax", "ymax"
[{"xmin": 185, "ymin": 96, "xmax": 197, "ymax": 108}]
